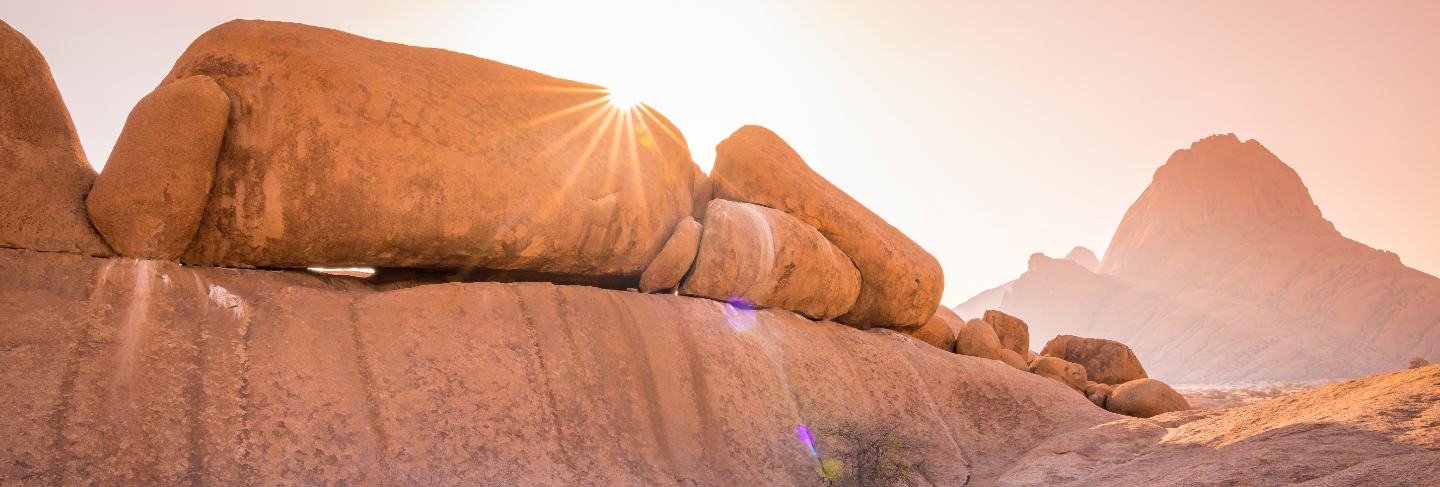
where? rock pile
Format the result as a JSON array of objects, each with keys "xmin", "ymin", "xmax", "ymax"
[{"xmin": 950, "ymin": 310, "xmax": 1189, "ymax": 418}]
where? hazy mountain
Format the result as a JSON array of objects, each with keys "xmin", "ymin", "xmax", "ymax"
[{"xmin": 959, "ymin": 134, "xmax": 1440, "ymax": 383}]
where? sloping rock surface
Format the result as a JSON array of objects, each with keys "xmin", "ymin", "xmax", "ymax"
[
  {"xmin": 999, "ymin": 364, "xmax": 1440, "ymax": 486},
  {"xmin": 0, "ymin": 248, "xmax": 1110, "ymax": 486}
]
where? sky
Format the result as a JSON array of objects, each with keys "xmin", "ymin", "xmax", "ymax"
[{"xmin": 7, "ymin": 1, "xmax": 1440, "ymax": 305}]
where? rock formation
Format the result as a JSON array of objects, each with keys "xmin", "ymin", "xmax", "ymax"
[
  {"xmin": 997, "ymin": 349, "xmax": 1030, "ymax": 371},
  {"xmin": 956, "ymin": 318, "xmax": 1005, "ymax": 360},
  {"xmin": 0, "ymin": 20, "xmax": 112, "ymax": 257},
  {"xmin": 1028, "ymin": 357, "xmax": 1088, "ymax": 393},
  {"xmin": 903, "ymin": 307, "xmax": 958, "ymax": 352},
  {"xmin": 1410, "ymin": 357, "xmax": 1431, "ymax": 369},
  {"xmin": 637, "ymin": 217, "xmax": 701, "ymax": 293},
  {"xmin": 87, "ymin": 75, "xmax": 230, "ymax": 259},
  {"xmin": 1040, "ymin": 335, "xmax": 1148, "ymax": 385},
  {"xmin": 960, "ymin": 134, "xmax": 1440, "ymax": 383},
  {"xmin": 0, "ymin": 247, "xmax": 1107, "ymax": 486},
  {"xmin": 1103, "ymin": 379, "xmax": 1189, "ymax": 418},
  {"xmin": 679, "ymin": 200, "xmax": 860, "ymax": 320},
  {"xmin": 712, "ymin": 125, "xmax": 943, "ymax": 329},
  {"xmin": 984, "ymin": 309, "xmax": 1030, "ymax": 357},
  {"xmin": 155, "ymin": 20, "xmax": 699, "ymax": 277}
]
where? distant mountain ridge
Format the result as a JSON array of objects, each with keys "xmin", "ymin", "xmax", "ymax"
[{"xmin": 958, "ymin": 134, "xmax": 1440, "ymax": 383}]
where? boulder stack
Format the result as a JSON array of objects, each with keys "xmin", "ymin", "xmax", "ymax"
[
  {"xmin": 0, "ymin": 20, "xmax": 112, "ymax": 256},
  {"xmin": 1105, "ymin": 378, "xmax": 1191, "ymax": 418},
  {"xmin": 161, "ymin": 20, "xmax": 699, "ymax": 277},
  {"xmin": 1041, "ymin": 335, "xmax": 1148, "ymax": 385},
  {"xmin": 680, "ymin": 200, "xmax": 860, "ymax": 321},
  {"xmin": 712, "ymin": 125, "xmax": 943, "ymax": 328},
  {"xmin": 87, "ymin": 75, "xmax": 231, "ymax": 259},
  {"xmin": 982, "ymin": 309, "xmax": 1030, "ymax": 356}
]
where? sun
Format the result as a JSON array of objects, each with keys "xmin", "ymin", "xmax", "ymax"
[{"xmin": 604, "ymin": 86, "xmax": 642, "ymax": 110}]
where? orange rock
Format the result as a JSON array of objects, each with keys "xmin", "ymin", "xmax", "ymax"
[
  {"xmin": 638, "ymin": 217, "xmax": 701, "ymax": 293},
  {"xmin": 1083, "ymin": 381, "xmax": 1113, "ymax": 408},
  {"xmin": 1029, "ymin": 356, "xmax": 1088, "ymax": 393},
  {"xmin": 983, "ymin": 309, "xmax": 1030, "ymax": 356},
  {"xmin": 88, "ymin": 76, "xmax": 230, "ymax": 259},
  {"xmin": 680, "ymin": 200, "xmax": 859, "ymax": 320},
  {"xmin": 0, "ymin": 246, "xmax": 1112, "ymax": 485},
  {"xmin": 712, "ymin": 125, "xmax": 943, "ymax": 328},
  {"xmin": 1041, "ymin": 335, "xmax": 1148, "ymax": 385},
  {"xmin": 904, "ymin": 308, "xmax": 958, "ymax": 352},
  {"xmin": 0, "ymin": 20, "xmax": 112, "ymax": 256},
  {"xmin": 166, "ymin": 20, "xmax": 699, "ymax": 276},
  {"xmin": 997, "ymin": 349, "xmax": 1029, "ymax": 371},
  {"xmin": 1105, "ymin": 378, "xmax": 1190, "ymax": 418},
  {"xmin": 956, "ymin": 318, "xmax": 1004, "ymax": 360}
]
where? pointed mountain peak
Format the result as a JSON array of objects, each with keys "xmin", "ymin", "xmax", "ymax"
[{"xmin": 1100, "ymin": 134, "xmax": 1335, "ymax": 276}]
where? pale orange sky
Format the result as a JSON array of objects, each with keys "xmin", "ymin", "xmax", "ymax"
[{"xmin": 8, "ymin": 1, "xmax": 1439, "ymax": 305}]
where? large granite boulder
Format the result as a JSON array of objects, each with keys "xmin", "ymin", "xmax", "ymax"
[
  {"xmin": 1105, "ymin": 378, "xmax": 1190, "ymax": 418},
  {"xmin": 87, "ymin": 75, "xmax": 230, "ymax": 259},
  {"xmin": 983, "ymin": 309, "xmax": 1030, "ymax": 356},
  {"xmin": 711, "ymin": 125, "xmax": 942, "ymax": 328},
  {"xmin": 638, "ymin": 217, "xmax": 701, "ymax": 293},
  {"xmin": 680, "ymin": 200, "xmax": 860, "ymax": 320},
  {"xmin": 1041, "ymin": 335, "xmax": 1148, "ymax": 385},
  {"xmin": 0, "ymin": 20, "xmax": 112, "ymax": 256},
  {"xmin": 161, "ymin": 20, "xmax": 699, "ymax": 277}
]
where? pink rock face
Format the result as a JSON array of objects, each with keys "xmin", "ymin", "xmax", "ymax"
[
  {"xmin": 0, "ymin": 20, "xmax": 113, "ymax": 257},
  {"xmin": 0, "ymin": 247, "xmax": 1110, "ymax": 486},
  {"xmin": 961, "ymin": 134, "xmax": 1440, "ymax": 383}
]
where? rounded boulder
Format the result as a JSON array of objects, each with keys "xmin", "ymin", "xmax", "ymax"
[
  {"xmin": 1041, "ymin": 335, "xmax": 1148, "ymax": 385},
  {"xmin": 904, "ymin": 308, "xmax": 958, "ymax": 352},
  {"xmin": 711, "ymin": 125, "xmax": 943, "ymax": 328},
  {"xmin": 679, "ymin": 200, "xmax": 860, "ymax": 321},
  {"xmin": 955, "ymin": 318, "xmax": 1004, "ymax": 360},
  {"xmin": 638, "ymin": 217, "xmax": 702, "ymax": 293},
  {"xmin": 165, "ymin": 20, "xmax": 699, "ymax": 276},
  {"xmin": 1106, "ymin": 378, "xmax": 1191, "ymax": 418},
  {"xmin": 1029, "ymin": 356, "xmax": 1088, "ymax": 393},
  {"xmin": 88, "ymin": 75, "xmax": 230, "ymax": 259},
  {"xmin": 982, "ymin": 309, "xmax": 1031, "ymax": 356}
]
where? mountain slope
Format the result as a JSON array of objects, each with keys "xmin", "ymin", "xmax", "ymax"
[{"xmin": 961, "ymin": 134, "xmax": 1440, "ymax": 383}]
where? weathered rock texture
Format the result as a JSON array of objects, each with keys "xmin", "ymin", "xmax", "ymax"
[
  {"xmin": 681, "ymin": 199, "xmax": 860, "ymax": 320},
  {"xmin": 0, "ymin": 20, "xmax": 112, "ymax": 257},
  {"xmin": 903, "ymin": 308, "xmax": 957, "ymax": 352},
  {"xmin": 0, "ymin": 247, "xmax": 1110, "ymax": 486},
  {"xmin": 711, "ymin": 125, "xmax": 942, "ymax": 328},
  {"xmin": 637, "ymin": 217, "xmax": 701, "ymax": 293},
  {"xmin": 956, "ymin": 318, "xmax": 1004, "ymax": 360},
  {"xmin": 1041, "ymin": 335, "xmax": 1147, "ymax": 385},
  {"xmin": 1104, "ymin": 379, "xmax": 1189, "ymax": 418},
  {"xmin": 1029, "ymin": 357, "xmax": 1089, "ymax": 394},
  {"xmin": 87, "ymin": 75, "xmax": 230, "ymax": 259},
  {"xmin": 162, "ymin": 20, "xmax": 698, "ymax": 276},
  {"xmin": 984, "ymin": 309, "xmax": 1030, "ymax": 357},
  {"xmin": 960, "ymin": 134, "xmax": 1440, "ymax": 383},
  {"xmin": 1000, "ymin": 365, "xmax": 1440, "ymax": 485}
]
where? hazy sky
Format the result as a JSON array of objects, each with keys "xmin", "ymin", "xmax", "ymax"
[{"xmin": 7, "ymin": 1, "xmax": 1439, "ymax": 305}]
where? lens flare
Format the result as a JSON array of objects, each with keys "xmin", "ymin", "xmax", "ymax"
[
  {"xmin": 722, "ymin": 296, "xmax": 758, "ymax": 332},
  {"xmin": 604, "ymin": 86, "xmax": 641, "ymax": 110},
  {"xmin": 795, "ymin": 423, "xmax": 818, "ymax": 457}
]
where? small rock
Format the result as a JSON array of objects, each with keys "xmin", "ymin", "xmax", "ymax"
[
  {"xmin": 1083, "ymin": 381, "xmax": 1113, "ymax": 408},
  {"xmin": 955, "ymin": 318, "xmax": 1004, "ymax": 360},
  {"xmin": 1029, "ymin": 356, "xmax": 1088, "ymax": 393}
]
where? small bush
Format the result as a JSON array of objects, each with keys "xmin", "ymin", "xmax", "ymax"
[{"xmin": 814, "ymin": 418, "xmax": 927, "ymax": 487}]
